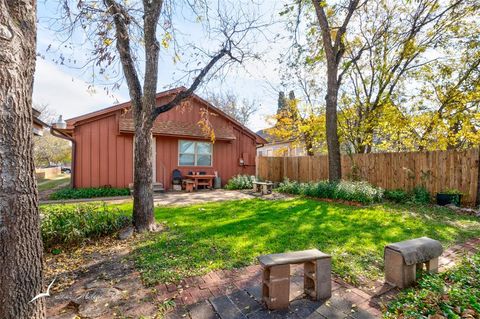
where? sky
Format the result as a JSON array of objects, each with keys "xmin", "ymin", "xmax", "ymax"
[{"xmin": 33, "ymin": 0, "xmax": 290, "ymax": 132}]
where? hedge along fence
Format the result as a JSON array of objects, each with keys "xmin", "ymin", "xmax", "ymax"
[{"xmin": 256, "ymin": 148, "xmax": 480, "ymax": 206}]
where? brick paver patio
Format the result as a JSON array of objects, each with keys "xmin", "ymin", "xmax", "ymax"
[{"xmin": 159, "ymin": 237, "xmax": 480, "ymax": 319}]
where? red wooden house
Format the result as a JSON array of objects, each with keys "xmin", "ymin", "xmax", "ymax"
[{"xmin": 58, "ymin": 87, "xmax": 266, "ymax": 190}]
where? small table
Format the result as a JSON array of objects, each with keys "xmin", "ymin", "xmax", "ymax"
[{"xmin": 184, "ymin": 174, "xmax": 216, "ymax": 190}]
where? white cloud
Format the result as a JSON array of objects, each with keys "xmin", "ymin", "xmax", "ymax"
[{"xmin": 33, "ymin": 59, "xmax": 126, "ymax": 120}]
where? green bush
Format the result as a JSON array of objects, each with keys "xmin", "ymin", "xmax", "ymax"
[
  {"xmin": 49, "ymin": 187, "xmax": 130, "ymax": 200},
  {"xmin": 384, "ymin": 189, "xmax": 409, "ymax": 203},
  {"xmin": 333, "ymin": 181, "xmax": 384, "ymax": 204},
  {"xmin": 383, "ymin": 187, "xmax": 431, "ymax": 204},
  {"xmin": 40, "ymin": 203, "xmax": 131, "ymax": 247},
  {"xmin": 410, "ymin": 186, "xmax": 431, "ymax": 204},
  {"xmin": 385, "ymin": 252, "xmax": 480, "ymax": 318},
  {"xmin": 225, "ymin": 175, "xmax": 256, "ymax": 190},
  {"xmin": 277, "ymin": 179, "xmax": 383, "ymax": 204}
]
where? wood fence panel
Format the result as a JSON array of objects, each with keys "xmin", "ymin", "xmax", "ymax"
[{"xmin": 257, "ymin": 149, "xmax": 479, "ymax": 206}]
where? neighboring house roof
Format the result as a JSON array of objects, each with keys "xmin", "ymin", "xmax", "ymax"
[
  {"xmin": 256, "ymin": 127, "xmax": 296, "ymax": 145},
  {"xmin": 32, "ymin": 107, "xmax": 49, "ymax": 136},
  {"xmin": 256, "ymin": 128, "xmax": 275, "ymax": 142},
  {"xmin": 64, "ymin": 87, "xmax": 267, "ymax": 144}
]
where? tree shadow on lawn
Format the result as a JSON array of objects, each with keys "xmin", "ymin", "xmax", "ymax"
[{"xmin": 134, "ymin": 198, "xmax": 480, "ymax": 286}]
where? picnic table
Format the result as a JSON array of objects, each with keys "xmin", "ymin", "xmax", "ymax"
[{"xmin": 184, "ymin": 174, "xmax": 215, "ymax": 190}]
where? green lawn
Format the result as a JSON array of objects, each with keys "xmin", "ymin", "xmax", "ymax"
[
  {"xmin": 37, "ymin": 174, "xmax": 70, "ymax": 192},
  {"xmin": 131, "ymin": 198, "xmax": 480, "ymax": 286}
]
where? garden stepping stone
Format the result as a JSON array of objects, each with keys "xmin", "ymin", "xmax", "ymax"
[
  {"xmin": 245, "ymin": 285, "xmax": 263, "ymax": 302},
  {"xmin": 289, "ymin": 299, "xmax": 324, "ymax": 318},
  {"xmin": 210, "ymin": 295, "xmax": 246, "ymax": 319},
  {"xmin": 348, "ymin": 307, "xmax": 377, "ymax": 319},
  {"xmin": 228, "ymin": 289, "xmax": 262, "ymax": 315},
  {"xmin": 315, "ymin": 303, "xmax": 350, "ymax": 319},
  {"xmin": 188, "ymin": 300, "xmax": 219, "ymax": 319}
]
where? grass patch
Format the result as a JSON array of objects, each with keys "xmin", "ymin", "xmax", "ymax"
[
  {"xmin": 37, "ymin": 174, "xmax": 70, "ymax": 192},
  {"xmin": 131, "ymin": 198, "xmax": 480, "ymax": 286},
  {"xmin": 385, "ymin": 252, "xmax": 480, "ymax": 318}
]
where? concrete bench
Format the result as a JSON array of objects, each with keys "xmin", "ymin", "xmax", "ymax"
[
  {"xmin": 258, "ymin": 249, "xmax": 331, "ymax": 310},
  {"xmin": 253, "ymin": 181, "xmax": 273, "ymax": 195},
  {"xmin": 384, "ymin": 237, "xmax": 443, "ymax": 288}
]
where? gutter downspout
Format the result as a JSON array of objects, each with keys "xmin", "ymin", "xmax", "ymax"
[{"xmin": 50, "ymin": 127, "xmax": 76, "ymax": 189}]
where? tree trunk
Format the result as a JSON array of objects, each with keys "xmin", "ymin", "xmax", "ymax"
[
  {"xmin": 0, "ymin": 0, "xmax": 45, "ymax": 318},
  {"xmin": 325, "ymin": 64, "xmax": 342, "ymax": 181},
  {"xmin": 132, "ymin": 116, "xmax": 155, "ymax": 232}
]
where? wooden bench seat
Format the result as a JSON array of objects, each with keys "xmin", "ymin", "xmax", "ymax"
[{"xmin": 258, "ymin": 249, "xmax": 331, "ymax": 310}]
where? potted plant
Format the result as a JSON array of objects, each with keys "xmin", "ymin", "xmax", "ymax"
[{"xmin": 436, "ymin": 189, "xmax": 463, "ymax": 206}]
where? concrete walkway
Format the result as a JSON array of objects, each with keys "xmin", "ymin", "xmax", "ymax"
[
  {"xmin": 40, "ymin": 189, "xmax": 263, "ymax": 206},
  {"xmin": 160, "ymin": 237, "xmax": 480, "ymax": 319}
]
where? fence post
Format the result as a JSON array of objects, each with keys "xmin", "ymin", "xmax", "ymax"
[{"xmin": 476, "ymin": 148, "xmax": 480, "ymax": 207}]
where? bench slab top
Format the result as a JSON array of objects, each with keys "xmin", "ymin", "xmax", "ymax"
[
  {"xmin": 385, "ymin": 236, "xmax": 443, "ymax": 266},
  {"xmin": 258, "ymin": 249, "xmax": 330, "ymax": 267},
  {"xmin": 253, "ymin": 181, "xmax": 273, "ymax": 185}
]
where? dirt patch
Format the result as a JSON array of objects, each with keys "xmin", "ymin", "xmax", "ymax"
[{"xmin": 44, "ymin": 235, "xmax": 163, "ymax": 319}]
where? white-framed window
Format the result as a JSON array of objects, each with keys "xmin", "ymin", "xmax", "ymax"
[{"xmin": 178, "ymin": 140, "xmax": 213, "ymax": 166}]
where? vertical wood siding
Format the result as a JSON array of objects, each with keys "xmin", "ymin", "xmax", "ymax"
[
  {"xmin": 72, "ymin": 98, "xmax": 257, "ymax": 189},
  {"xmin": 74, "ymin": 114, "xmax": 133, "ymax": 188}
]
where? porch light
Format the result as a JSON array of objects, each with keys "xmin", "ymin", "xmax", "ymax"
[{"xmin": 54, "ymin": 115, "xmax": 67, "ymax": 129}]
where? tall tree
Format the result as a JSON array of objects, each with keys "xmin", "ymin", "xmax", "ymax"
[
  {"xmin": 0, "ymin": 0, "xmax": 45, "ymax": 318},
  {"xmin": 311, "ymin": 0, "xmax": 361, "ymax": 181},
  {"xmin": 269, "ymin": 91, "xmax": 324, "ymax": 156},
  {"xmin": 338, "ymin": 0, "xmax": 474, "ymax": 153},
  {"xmin": 206, "ymin": 91, "xmax": 258, "ymax": 125},
  {"xmin": 34, "ymin": 131, "xmax": 72, "ymax": 167},
  {"xmin": 58, "ymin": 0, "xmax": 262, "ymax": 231}
]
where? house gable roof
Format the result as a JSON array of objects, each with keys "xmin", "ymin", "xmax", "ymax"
[{"xmin": 65, "ymin": 87, "xmax": 267, "ymax": 144}]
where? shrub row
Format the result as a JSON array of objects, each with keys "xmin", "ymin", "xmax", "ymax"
[
  {"xmin": 276, "ymin": 179, "xmax": 384, "ymax": 204},
  {"xmin": 384, "ymin": 187, "xmax": 430, "ymax": 204},
  {"xmin": 49, "ymin": 187, "xmax": 130, "ymax": 200},
  {"xmin": 41, "ymin": 203, "xmax": 131, "ymax": 247},
  {"xmin": 225, "ymin": 175, "xmax": 256, "ymax": 190},
  {"xmin": 385, "ymin": 252, "xmax": 480, "ymax": 318}
]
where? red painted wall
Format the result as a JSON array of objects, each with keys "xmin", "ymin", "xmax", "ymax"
[{"xmin": 72, "ymin": 97, "xmax": 257, "ymax": 189}]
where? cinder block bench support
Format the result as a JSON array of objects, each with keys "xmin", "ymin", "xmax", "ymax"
[
  {"xmin": 259, "ymin": 249, "xmax": 331, "ymax": 310},
  {"xmin": 384, "ymin": 237, "xmax": 443, "ymax": 288},
  {"xmin": 252, "ymin": 182, "xmax": 273, "ymax": 195}
]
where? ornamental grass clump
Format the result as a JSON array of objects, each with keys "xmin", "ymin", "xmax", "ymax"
[
  {"xmin": 277, "ymin": 179, "xmax": 383, "ymax": 204},
  {"xmin": 40, "ymin": 203, "xmax": 131, "ymax": 248},
  {"xmin": 225, "ymin": 175, "xmax": 256, "ymax": 190}
]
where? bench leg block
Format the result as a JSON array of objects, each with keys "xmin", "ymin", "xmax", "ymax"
[
  {"xmin": 315, "ymin": 258, "xmax": 332, "ymax": 300},
  {"xmin": 262, "ymin": 265, "xmax": 290, "ymax": 310},
  {"xmin": 385, "ymin": 249, "xmax": 416, "ymax": 288},
  {"xmin": 426, "ymin": 257, "xmax": 439, "ymax": 274},
  {"xmin": 263, "ymin": 279, "xmax": 290, "ymax": 310},
  {"xmin": 261, "ymin": 184, "xmax": 268, "ymax": 195}
]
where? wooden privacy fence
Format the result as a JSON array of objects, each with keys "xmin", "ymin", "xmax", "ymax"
[{"xmin": 256, "ymin": 149, "xmax": 480, "ymax": 205}]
